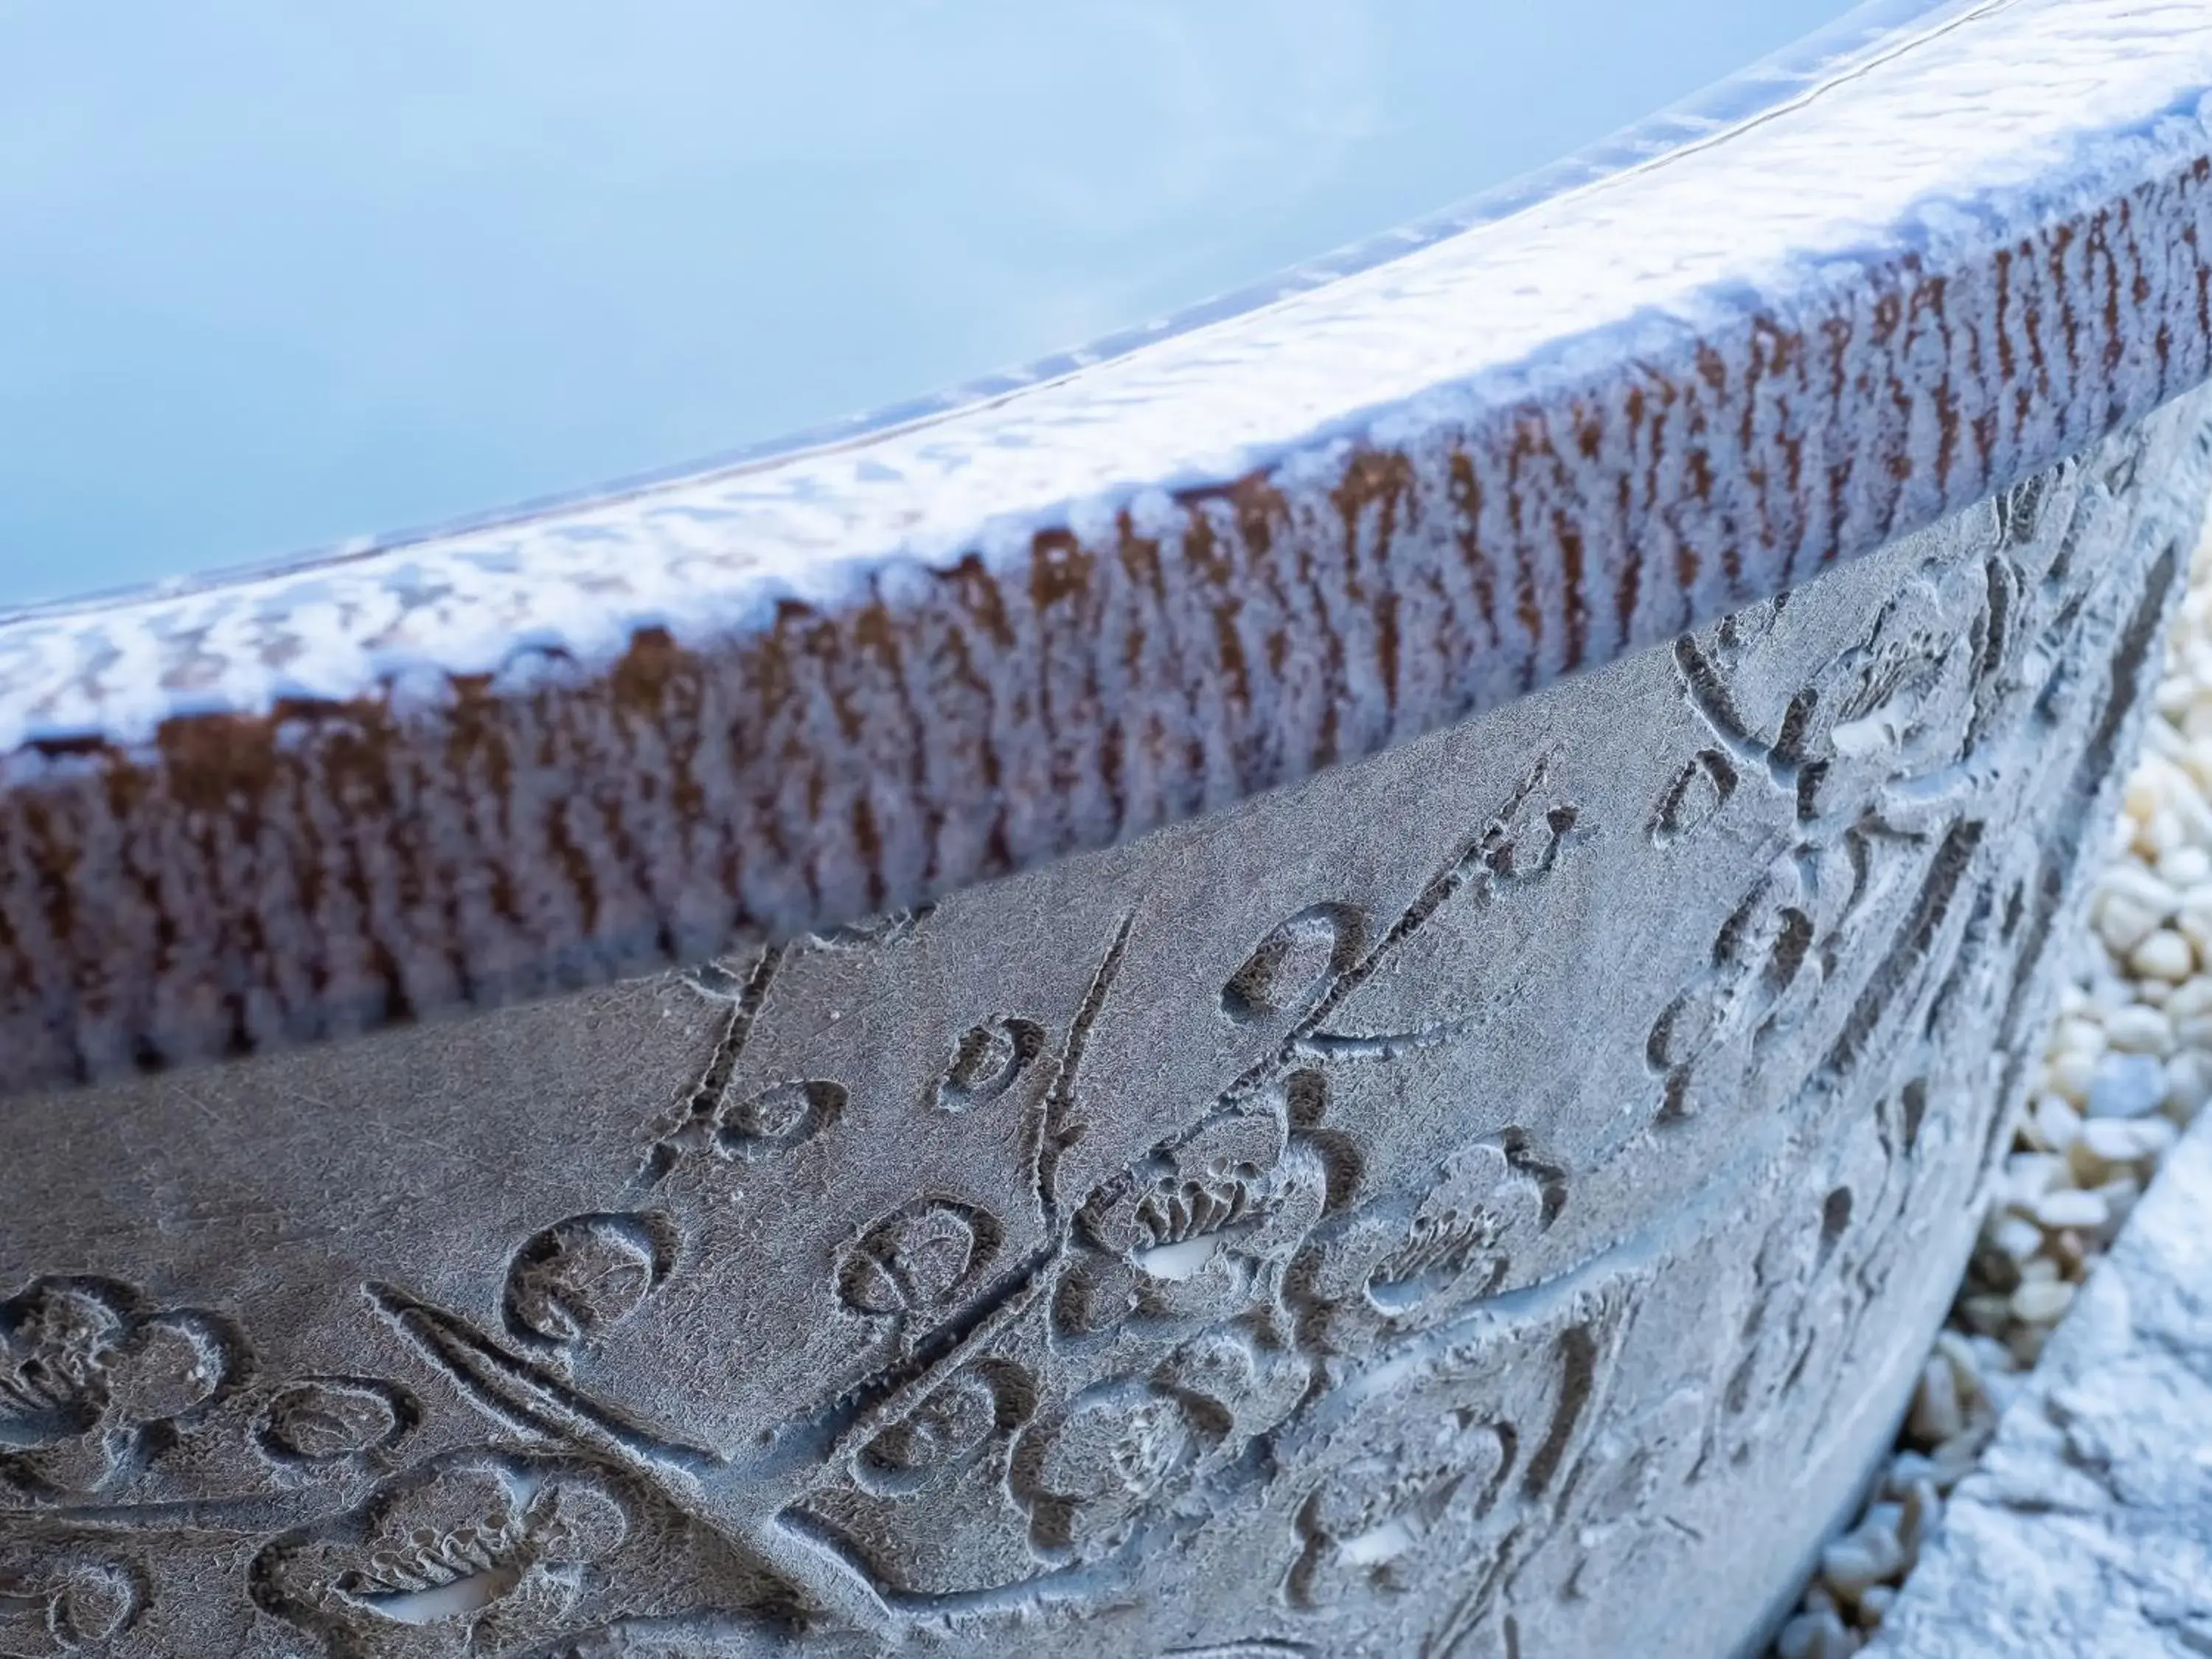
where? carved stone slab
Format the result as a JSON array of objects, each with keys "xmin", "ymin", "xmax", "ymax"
[{"xmin": 2, "ymin": 394, "xmax": 2207, "ymax": 1657}]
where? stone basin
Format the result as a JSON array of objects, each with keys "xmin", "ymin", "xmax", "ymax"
[{"xmin": 6, "ymin": 4, "xmax": 2212, "ymax": 1655}]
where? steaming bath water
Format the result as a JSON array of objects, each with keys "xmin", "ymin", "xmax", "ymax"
[{"xmin": 0, "ymin": 0, "xmax": 1862, "ymax": 608}]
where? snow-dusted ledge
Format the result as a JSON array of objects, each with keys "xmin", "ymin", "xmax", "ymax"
[{"xmin": 7, "ymin": 0, "xmax": 2212, "ymax": 1093}]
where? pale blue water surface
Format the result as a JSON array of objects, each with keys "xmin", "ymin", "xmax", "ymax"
[{"xmin": 0, "ymin": 0, "xmax": 1869, "ymax": 608}]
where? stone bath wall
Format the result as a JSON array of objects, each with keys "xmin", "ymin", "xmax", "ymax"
[{"xmin": 1, "ymin": 393, "xmax": 2208, "ymax": 1658}]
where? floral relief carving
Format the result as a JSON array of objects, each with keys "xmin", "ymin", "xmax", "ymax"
[
  {"xmin": 252, "ymin": 1454, "xmax": 633, "ymax": 1657},
  {"xmin": 852, "ymin": 1360, "xmax": 1034, "ymax": 1498},
  {"xmin": 1649, "ymin": 748, "xmax": 1739, "ymax": 846},
  {"xmin": 1011, "ymin": 1378, "xmax": 1208, "ymax": 1556},
  {"xmin": 1009, "ymin": 1329, "xmax": 1310, "ymax": 1564},
  {"xmin": 1287, "ymin": 1413, "xmax": 1514, "ymax": 1610},
  {"xmin": 1220, "ymin": 905, "xmax": 1364, "ymax": 1026},
  {"xmin": 504, "ymin": 1214, "xmax": 672, "ymax": 1347},
  {"xmin": 776, "ymin": 768, "xmax": 1602, "ymax": 1606},
  {"xmin": 1642, "ymin": 541, "xmax": 2046, "ymax": 1136},
  {"xmin": 0, "ymin": 1556, "xmax": 137, "ymax": 1658},
  {"xmin": 1701, "ymin": 1194, "xmax": 1860, "ymax": 1478},
  {"xmin": 1279, "ymin": 1311, "xmax": 1610, "ymax": 1644},
  {"xmin": 0, "ymin": 1280, "xmax": 237, "ymax": 1497},
  {"xmin": 1290, "ymin": 1141, "xmax": 1558, "ymax": 1355},
  {"xmin": 931, "ymin": 1019, "xmax": 1046, "ymax": 1113},
  {"xmin": 1058, "ymin": 1110, "xmax": 1329, "ymax": 1340},
  {"xmin": 257, "ymin": 1378, "xmax": 414, "ymax": 1466},
  {"xmin": 709, "ymin": 1080, "xmax": 847, "ymax": 1163},
  {"xmin": 836, "ymin": 1200, "xmax": 1000, "ymax": 1326},
  {"xmin": 0, "ymin": 431, "xmax": 2171, "ymax": 1658},
  {"xmin": 1549, "ymin": 1385, "xmax": 1711, "ymax": 1600}
]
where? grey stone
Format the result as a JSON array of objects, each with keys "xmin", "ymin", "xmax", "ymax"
[
  {"xmin": 1874, "ymin": 1096, "xmax": 2212, "ymax": 1658},
  {"xmin": 0, "ymin": 399, "xmax": 2206, "ymax": 1657},
  {"xmin": 2089, "ymin": 1052, "xmax": 2171, "ymax": 1120}
]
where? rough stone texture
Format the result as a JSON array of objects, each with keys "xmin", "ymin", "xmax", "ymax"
[
  {"xmin": 1, "ymin": 400, "xmax": 2206, "ymax": 1658},
  {"xmin": 1875, "ymin": 1090, "xmax": 2212, "ymax": 1656},
  {"xmin": 9, "ymin": 0, "xmax": 2212, "ymax": 1096}
]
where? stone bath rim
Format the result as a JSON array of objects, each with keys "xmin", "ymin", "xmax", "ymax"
[{"xmin": 6, "ymin": 0, "xmax": 2212, "ymax": 1095}]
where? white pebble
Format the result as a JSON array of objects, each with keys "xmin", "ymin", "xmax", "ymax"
[
  {"xmin": 2090, "ymin": 967, "xmax": 2136, "ymax": 1013},
  {"xmin": 1980, "ymin": 1366, "xmax": 2025, "ymax": 1416},
  {"xmin": 1929, "ymin": 1431, "xmax": 1985, "ymax": 1491},
  {"xmin": 2027, "ymin": 1093, "xmax": 2083, "ymax": 1152},
  {"xmin": 1959, "ymin": 1293, "xmax": 2014, "ymax": 1335},
  {"xmin": 2164, "ymin": 976, "xmax": 2212, "ymax": 1020},
  {"xmin": 2162, "ymin": 845, "xmax": 2212, "ymax": 886},
  {"xmin": 2168, "ymin": 785, "xmax": 2212, "ymax": 849},
  {"xmin": 2070, "ymin": 1126, "xmax": 2126, "ymax": 1184},
  {"xmin": 2101, "ymin": 862, "xmax": 2179, "ymax": 911},
  {"xmin": 2096, "ymin": 891, "xmax": 2165, "ymax": 955},
  {"xmin": 2124, "ymin": 771, "xmax": 2164, "ymax": 823},
  {"xmin": 2011, "ymin": 1279, "xmax": 2077, "ymax": 1326},
  {"xmin": 1858, "ymin": 1585, "xmax": 1896, "ymax": 1626},
  {"xmin": 1988, "ymin": 1214, "xmax": 2045, "ymax": 1262},
  {"xmin": 2146, "ymin": 716, "xmax": 2193, "ymax": 762},
  {"xmin": 2130, "ymin": 929, "xmax": 2197, "ymax": 982},
  {"xmin": 2079, "ymin": 1116, "xmax": 2171, "ymax": 1167},
  {"xmin": 2051, "ymin": 1015, "xmax": 2109, "ymax": 1057},
  {"xmin": 1820, "ymin": 1523, "xmax": 1905, "ymax": 1598},
  {"xmin": 1778, "ymin": 1610, "xmax": 1857, "ymax": 1659},
  {"xmin": 1972, "ymin": 1333, "xmax": 2019, "ymax": 1372},
  {"xmin": 2087, "ymin": 1051, "xmax": 2167, "ymax": 1118},
  {"xmin": 2176, "ymin": 899, "xmax": 2212, "ymax": 960},
  {"xmin": 2103, "ymin": 1004, "xmax": 2176, "ymax": 1053},
  {"xmin": 1898, "ymin": 1480, "xmax": 1942, "ymax": 1564},
  {"xmin": 1934, "ymin": 1331, "xmax": 1986, "ymax": 1403},
  {"xmin": 2092, "ymin": 1180, "xmax": 2142, "ymax": 1245},
  {"xmin": 2003, "ymin": 1151, "xmax": 2067, "ymax": 1196},
  {"xmin": 1884, "ymin": 1450, "xmax": 1938, "ymax": 1498},
  {"xmin": 2165, "ymin": 1049, "xmax": 2212, "ymax": 1115},
  {"xmin": 2034, "ymin": 1189, "xmax": 2110, "ymax": 1232},
  {"xmin": 1907, "ymin": 1355, "xmax": 1964, "ymax": 1445},
  {"xmin": 2045, "ymin": 1048, "xmax": 2098, "ymax": 1105},
  {"xmin": 2135, "ymin": 1116, "xmax": 2180, "ymax": 1159}
]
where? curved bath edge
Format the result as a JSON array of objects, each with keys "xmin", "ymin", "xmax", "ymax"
[{"xmin": 7, "ymin": 0, "xmax": 2212, "ymax": 1092}]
